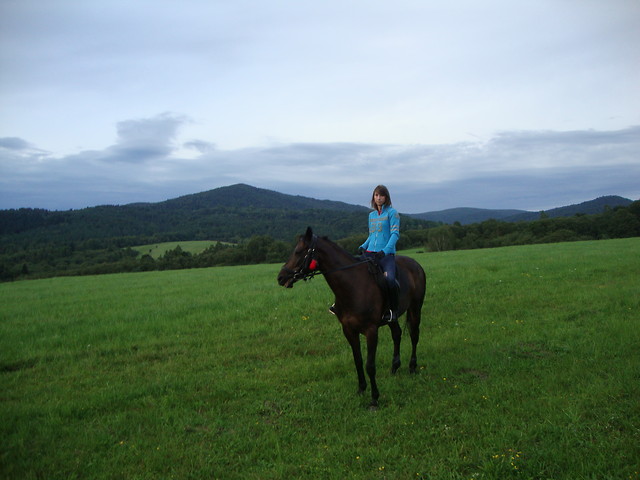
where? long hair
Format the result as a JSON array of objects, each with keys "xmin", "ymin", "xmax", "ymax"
[{"xmin": 370, "ymin": 185, "xmax": 392, "ymax": 209}]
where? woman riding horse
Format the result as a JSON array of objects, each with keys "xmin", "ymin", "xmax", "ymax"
[
  {"xmin": 359, "ymin": 185, "xmax": 401, "ymax": 323},
  {"xmin": 278, "ymin": 227, "xmax": 426, "ymax": 408}
]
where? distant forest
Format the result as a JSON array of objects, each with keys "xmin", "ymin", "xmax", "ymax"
[{"xmin": 1, "ymin": 199, "xmax": 638, "ymax": 281}]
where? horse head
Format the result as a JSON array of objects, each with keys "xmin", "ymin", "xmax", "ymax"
[{"xmin": 277, "ymin": 227, "xmax": 318, "ymax": 288}]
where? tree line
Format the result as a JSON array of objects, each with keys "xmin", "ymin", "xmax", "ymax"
[
  {"xmin": 1, "ymin": 201, "xmax": 638, "ymax": 282},
  {"xmin": 0, "ymin": 235, "xmax": 294, "ymax": 281}
]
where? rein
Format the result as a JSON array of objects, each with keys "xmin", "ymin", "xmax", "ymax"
[
  {"xmin": 300, "ymin": 257, "xmax": 373, "ymax": 281},
  {"xmin": 286, "ymin": 234, "xmax": 374, "ymax": 282}
]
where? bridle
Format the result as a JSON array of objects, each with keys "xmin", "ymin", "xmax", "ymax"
[
  {"xmin": 282, "ymin": 234, "xmax": 374, "ymax": 283},
  {"xmin": 280, "ymin": 234, "xmax": 321, "ymax": 283}
]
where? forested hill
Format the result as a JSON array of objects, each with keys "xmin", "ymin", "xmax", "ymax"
[
  {"xmin": 411, "ymin": 195, "xmax": 633, "ymax": 224},
  {"xmin": 505, "ymin": 196, "xmax": 634, "ymax": 222},
  {"xmin": 0, "ymin": 184, "xmax": 429, "ymax": 246},
  {"xmin": 410, "ymin": 207, "xmax": 527, "ymax": 225},
  {"xmin": 1, "ymin": 186, "xmax": 634, "ymax": 246},
  {"xmin": 151, "ymin": 183, "xmax": 367, "ymax": 212},
  {"xmin": 1, "ymin": 185, "xmax": 639, "ymax": 281}
]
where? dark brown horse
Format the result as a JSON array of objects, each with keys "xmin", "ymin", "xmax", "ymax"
[{"xmin": 277, "ymin": 227, "xmax": 426, "ymax": 407}]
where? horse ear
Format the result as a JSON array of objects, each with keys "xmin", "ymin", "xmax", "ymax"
[{"xmin": 305, "ymin": 226, "xmax": 313, "ymax": 241}]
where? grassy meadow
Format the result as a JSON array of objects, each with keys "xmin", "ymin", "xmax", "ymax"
[
  {"xmin": 131, "ymin": 240, "xmax": 221, "ymax": 259},
  {"xmin": 1, "ymin": 238, "xmax": 639, "ymax": 479}
]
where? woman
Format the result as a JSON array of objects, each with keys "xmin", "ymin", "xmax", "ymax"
[{"xmin": 359, "ymin": 185, "xmax": 400, "ymax": 322}]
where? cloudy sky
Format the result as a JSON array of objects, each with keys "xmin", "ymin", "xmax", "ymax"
[{"xmin": 1, "ymin": 0, "xmax": 638, "ymax": 214}]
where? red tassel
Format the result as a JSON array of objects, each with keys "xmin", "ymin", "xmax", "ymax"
[{"xmin": 309, "ymin": 259, "xmax": 318, "ymax": 270}]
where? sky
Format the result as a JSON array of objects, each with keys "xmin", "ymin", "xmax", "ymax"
[{"xmin": 1, "ymin": 0, "xmax": 639, "ymax": 214}]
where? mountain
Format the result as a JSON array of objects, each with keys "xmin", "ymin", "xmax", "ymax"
[
  {"xmin": 410, "ymin": 207, "xmax": 527, "ymax": 225},
  {"xmin": 1, "ymin": 186, "xmax": 635, "ymax": 248},
  {"xmin": 2, "ymin": 185, "xmax": 639, "ymax": 282},
  {"xmin": 0, "ymin": 184, "xmax": 427, "ymax": 246},
  {"xmin": 152, "ymin": 183, "xmax": 369, "ymax": 212},
  {"xmin": 411, "ymin": 195, "xmax": 633, "ymax": 225},
  {"xmin": 505, "ymin": 196, "xmax": 634, "ymax": 222}
]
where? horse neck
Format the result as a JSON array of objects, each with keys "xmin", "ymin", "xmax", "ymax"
[
  {"xmin": 316, "ymin": 239, "xmax": 365, "ymax": 294},
  {"xmin": 316, "ymin": 238, "xmax": 354, "ymax": 270}
]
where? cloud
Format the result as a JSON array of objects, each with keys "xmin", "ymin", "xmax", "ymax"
[
  {"xmin": 216, "ymin": 126, "xmax": 640, "ymax": 211},
  {"xmin": 183, "ymin": 140, "xmax": 216, "ymax": 154},
  {"xmin": 101, "ymin": 113, "xmax": 189, "ymax": 164},
  {"xmin": 400, "ymin": 163, "xmax": 640, "ymax": 213},
  {"xmin": 3, "ymin": 0, "xmax": 639, "ymax": 155},
  {"xmin": 1, "ymin": 114, "xmax": 638, "ymax": 212},
  {"xmin": 0, "ymin": 137, "xmax": 31, "ymax": 150},
  {"xmin": 0, "ymin": 136, "xmax": 51, "ymax": 172}
]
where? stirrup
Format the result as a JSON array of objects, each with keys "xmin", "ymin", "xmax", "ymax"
[{"xmin": 382, "ymin": 309, "xmax": 397, "ymax": 323}]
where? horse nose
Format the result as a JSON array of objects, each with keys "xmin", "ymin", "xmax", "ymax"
[{"xmin": 277, "ymin": 269, "xmax": 294, "ymax": 288}]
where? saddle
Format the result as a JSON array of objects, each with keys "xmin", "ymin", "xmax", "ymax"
[
  {"xmin": 362, "ymin": 256, "xmax": 398, "ymax": 312},
  {"xmin": 364, "ymin": 256, "xmax": 387, "ymax": 290}
]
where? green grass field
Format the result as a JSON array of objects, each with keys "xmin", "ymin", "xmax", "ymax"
[
  {"xmin": 131, "ymin": 240, "xmax": 221, "ymax": 259},
  {"xmin": 1, "ymin": 238, "xmax": 639, "ymax": 479}
]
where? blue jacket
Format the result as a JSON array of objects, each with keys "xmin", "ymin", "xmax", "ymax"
[{"xmin": 360, "ymin": 205, "xmax": 400, "ymax": 255}]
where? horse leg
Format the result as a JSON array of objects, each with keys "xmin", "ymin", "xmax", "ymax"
[
  {"xmin": 389, "ymin": 321, "xmax": 402, "ymax": 374},
  {"xmin": 407, "ymin": 307, "xmax": 421, "ymax": 374},
  {"xmin": 342, "ymin": 325, "xmax": 367, "ymax": 394},
  {"xmin": 365, "ymin": 327, "xmax": 380, "ymax": 407}
]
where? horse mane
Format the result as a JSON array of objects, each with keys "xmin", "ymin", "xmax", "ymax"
[{"xmin": 319, "ymin": 236, "xmax": 358, "ymax": 261}]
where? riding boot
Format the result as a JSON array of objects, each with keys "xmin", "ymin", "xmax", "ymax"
[{"xmin": 383, "ymin": 281, "xmax": 399, "ymax": 323}]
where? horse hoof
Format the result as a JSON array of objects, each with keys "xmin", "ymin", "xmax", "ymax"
[
  {"xmin": 391, "ymin": 356, "xmax": 401, "ymax": 374},
  {"xmin": 368, "ymin": 402, "xmax": 378, "ymax": 411}
]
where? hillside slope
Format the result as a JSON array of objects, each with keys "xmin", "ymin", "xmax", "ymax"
[
  {"xmin": 153, "ymin": 183, "xmax": 367, "ymax": 212},
  {"xmin": 410, "ymin": 207, "xmax": 527, "ymax": 225},
  {"xmin": 1, "ymin": 185, "xmax": 634, "ymax": 246},
  {"xmin": 411, "ymin": 195, "xmax": 633, "ymax": 224},
  {"xmin": 505, "ymin": 195, "xmax": 633, "ymax": 222},
  {"xmin": 0, "ymin": 184, "xmax": 426, "ymax": 245}
]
